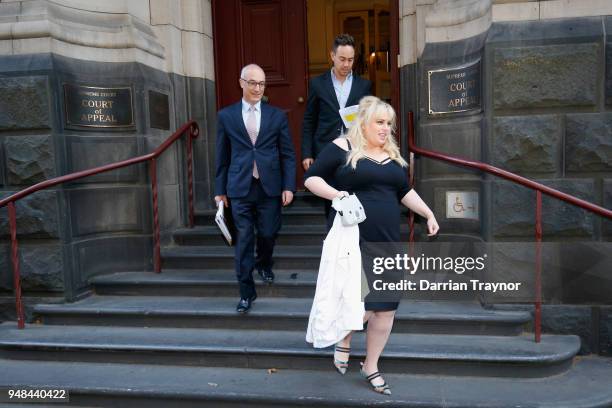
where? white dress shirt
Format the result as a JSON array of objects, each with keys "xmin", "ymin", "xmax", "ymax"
[
  {"xmin": 330, "ymin": 69, "xmax": 353, "ymax": 109},
  {"xmin": 241, "ymin": 99, "xmax": 261, "ymax": 133}
]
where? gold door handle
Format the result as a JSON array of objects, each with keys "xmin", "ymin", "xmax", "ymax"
[{"xmin": 297, "ymin": 97, "xmax": 304, "ymax": 103}]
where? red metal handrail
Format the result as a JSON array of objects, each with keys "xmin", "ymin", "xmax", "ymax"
[
  {"xmin": 1, "ymin": 120, "xmax": 200, "ymax": 329},
  {"xmin": 406, "ymin": 111, "xmax": 612, "ymax": 343}
]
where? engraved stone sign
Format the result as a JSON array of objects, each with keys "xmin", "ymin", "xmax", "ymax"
[
  {"xmin": 428, "ymin": 60, "xmax": 481, "ymax": 115},
  {"xmin": 446, "ymin": 191, "xmax": 479, "ymax": 220},
  {"xmin": 64, "ymin": 84, "xmax": 134, "ymax": 129}
]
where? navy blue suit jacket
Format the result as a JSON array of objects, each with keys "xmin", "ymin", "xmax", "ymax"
[
  {"xmin": 301, "ymin": 71, "xmax": 371, "ymax": 159},
  {"xmin": 215, "ymin": 101, "xmax": 296, "ymax": 199}
]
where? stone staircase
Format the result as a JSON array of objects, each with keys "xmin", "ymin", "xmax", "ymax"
[{"xmin": 0, "ymin": 192, "xmax": 611, "ymax": 407}]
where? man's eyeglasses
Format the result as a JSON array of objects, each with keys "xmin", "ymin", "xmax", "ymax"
[{"xmin": 241, "ymin": 78, "xmax": 266, "ymax": 89}]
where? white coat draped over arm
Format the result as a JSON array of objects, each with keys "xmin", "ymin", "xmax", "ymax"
[{"xmin": 306, "ymin": 213, "xmax": 365, "ymax": 348}]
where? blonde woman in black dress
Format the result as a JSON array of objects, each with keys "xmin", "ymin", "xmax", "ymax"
[{"xmin": 304, "ymin": 96, "xmax": 439, "ymax": 395}]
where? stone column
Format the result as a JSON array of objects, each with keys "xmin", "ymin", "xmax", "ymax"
[{"xmin": 412, "ymin": 0, "xmax": 491, "ymax": 244}]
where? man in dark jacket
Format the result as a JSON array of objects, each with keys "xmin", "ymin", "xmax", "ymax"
[
  {"xmin": 214, "ymin": 64, "xmax": 296, "ymax": 313},
  {"xmin": 301, "ymin": 33, "xmax": 372, "ymax": 171}
]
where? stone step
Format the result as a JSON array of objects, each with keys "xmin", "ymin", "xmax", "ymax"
[
  {"xmin": 195, "ymin": 206, "xmax": 414, "ymax": 227},
  {"xmin": 195, "ymin": 207, "xmax": 327, "ymax": 227},
  {"xmin": 91, "ymin": 270, "xmax": 317, "ymax": 298},
  {"xmin": 0, "ymin": 322, "xmax": 580, "ymax": 378},
  {"xmin": 288, "ymin": 191, "xmax": 325, "ymax": 209},
  {"xmin": 161, "ymin": 245, "xmax": 323, "ymax": 270},
  {"xmin": 174, "ymin": 225, "xmax": 327, "ymax": 246},
  {"xmin": 90, "ymin": 269, "xmax": 478, "ymax": 302},
  {"xmin": 213, "ymin": 191, "xmax": 325, "ymax": 210},
  {"xmin": 33, "ymin": 297, "xmax": 531, "ymax": 336},
  {"xmin": 1, "ymin": 355, "xmax": 611, "ymax": 407},
  {"xmin": 173, "ymin": 225, "xmax": 412, "ymax": 246}
]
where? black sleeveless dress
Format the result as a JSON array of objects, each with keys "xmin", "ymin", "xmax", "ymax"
[{"xmin": 304, "ymin": 140, "xmax": 412, "ymax": 311}]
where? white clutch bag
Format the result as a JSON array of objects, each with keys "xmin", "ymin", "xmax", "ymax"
[{"xmin": 331, "ymin": 194, "xmax": 366, "ymax": 226}]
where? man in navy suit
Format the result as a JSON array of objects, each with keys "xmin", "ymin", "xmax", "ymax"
[
  {"xmin": 214, "ymin": 64, "xmax": 296, "ymax": 313},
  {"xmin": 301, "ymin": 33, "xmax": 372, "ymax": 171}
]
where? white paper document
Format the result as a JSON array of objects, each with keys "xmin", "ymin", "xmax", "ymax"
[
  {"xmin": 339, "ymin": 105, "xmax": 359, "ymax": 129},
  {"xmin": 215, "ymin": 200, "xmax": 233, "ymax": 246}
]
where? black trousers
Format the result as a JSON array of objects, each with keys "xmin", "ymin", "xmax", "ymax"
[{"xmin": 230, "ymin": 178, "xmax": 281, "ymax": 299}]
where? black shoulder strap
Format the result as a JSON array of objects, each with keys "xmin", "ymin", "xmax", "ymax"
[{"xmin": 346, "ymin": 138, "xmax": 352, "ymax": 151}]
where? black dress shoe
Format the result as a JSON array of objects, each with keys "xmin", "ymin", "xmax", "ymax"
[
  {"xmin": 258, "ymin": 269, "xmax": 275, "ymax": 284},
  {"xmin": 236, "ymin": 294, "xmax": 257, "ymax": 313}
]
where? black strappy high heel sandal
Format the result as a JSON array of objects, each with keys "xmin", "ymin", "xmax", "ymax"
[
  {"xmin": 333, "ymin": 345, "xmax": 351, "ymax": 375},
  {"xmin": 360, "ymin": 362, "xmax": 391, "ymax": 395}
]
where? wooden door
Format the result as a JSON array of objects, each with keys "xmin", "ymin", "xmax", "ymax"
[{"xmin": 212, "ymin": 0, "xmax": 308, "ymax": 188}]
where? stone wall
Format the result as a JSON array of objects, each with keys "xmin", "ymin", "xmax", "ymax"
[
  {"xmin": 0, "ymin": 56, "xmax": 172, "ymax": 302},
  {"xmin": 416, "ymin": 16, "xmax": 611, "ymax": 291},
  {"xmin": 485, "ymin": 17, "xmax": 611, "ymax": 305},
  {"xmin": 0, "ymin": 0, "xmax": 216, "ymax": 310},
  {"xmin": 412, "ymin": 7, "xmax": 611, "ymax": 315},
  {"xmin": 402, "ymin": 0, "xmax": 612, "ymax": 354},
  {"xmin": 0, "ymin": 61, "xmax": 215, "ymax": 304},
  {"xmin": 0, "ymin": 73, "xmax": 66, "ymax": 298},
  {"xmin": 492, "ymin": 0, "xmax": 612, "ymax": 23},
  {"xmin": 493, "ymin": 304, "xmax": 612, "ymax": 355}
]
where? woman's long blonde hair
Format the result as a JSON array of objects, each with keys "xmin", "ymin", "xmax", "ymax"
[{"xmin": 345, "ymin": 96, "xmax": 407, "ymax": 169}]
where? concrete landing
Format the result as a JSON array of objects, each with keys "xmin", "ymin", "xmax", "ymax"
[{"xmin": 0, "ymin": 356, "xmax": 611, "ymax": 407}]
